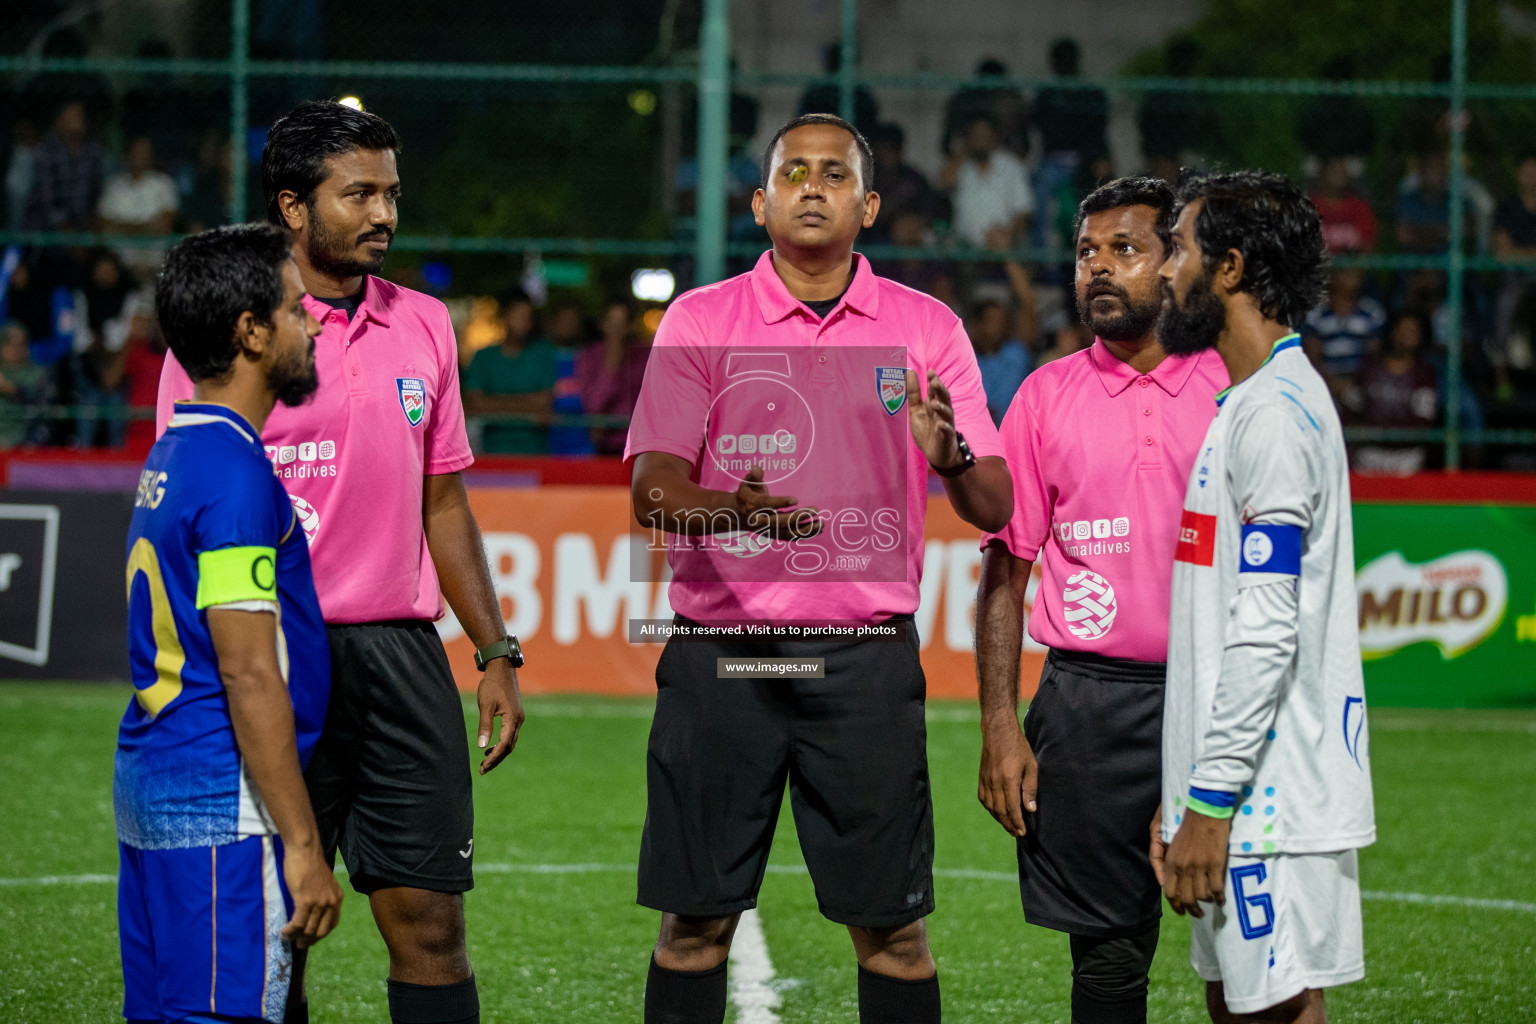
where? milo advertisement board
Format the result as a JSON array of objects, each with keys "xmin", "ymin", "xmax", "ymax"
[{"xmin": 1353, "ymin": 504, "xmax": 1536, "ymax": 707}]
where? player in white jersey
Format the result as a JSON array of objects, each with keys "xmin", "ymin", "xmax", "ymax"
[{"xmin": 1151, "ymin": 170, "xmax": 1375, "ymax": 1024}]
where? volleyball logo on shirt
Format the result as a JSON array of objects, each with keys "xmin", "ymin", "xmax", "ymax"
[
  {"xmin": 396, "ymin": 377, "xmax": 426, "ymax": 427},
  {"xmin": 1061, "ymin": 570, "xmax": 1117, "ymax": 640},
  {"xmin": 289, "ymin": 494, "xmax": 320, "ymax": 545},
  {"xmin": 716, "ymin": 530, "xmax": 774, "ymax": 558}
]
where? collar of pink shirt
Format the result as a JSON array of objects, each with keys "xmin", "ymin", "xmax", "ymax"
[
  {"xmin": 1088, "ymin": 337, "xmax": 1207, "ymax": 398},
  {"xmin": 746, "ymin": 250, "xmax": 881, "ymax": 325},
  {"xmin": 300, "ymin": 275, "xmax": 396, "ymax": 330}
]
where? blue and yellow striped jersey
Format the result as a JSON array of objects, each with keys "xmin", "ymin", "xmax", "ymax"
[{"xmin": 114, "ymin": 401, "xmax": 329, "ymax": 850}]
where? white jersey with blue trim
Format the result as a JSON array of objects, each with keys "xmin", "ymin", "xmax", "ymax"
[{"xmin": 1163, "ymin": 335, "xmax": 1375, "ymax": 855}]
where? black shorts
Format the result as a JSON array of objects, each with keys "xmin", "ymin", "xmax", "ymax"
[
  {"xmin": 637, "ymin": 616, "xmax": 934, "ymax": 928},
  {"xmin": 305, "ymin": 620, "xmax": 475, "ymax": 895},
  {"xmin": 1018, "ymin": 648, "xmax": 1165, "ymax": 938}
]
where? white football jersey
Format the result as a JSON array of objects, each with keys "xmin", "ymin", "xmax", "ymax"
[{"xmin": 1163, "ymin": 335, "xmax": 1375, "ymax": 855}]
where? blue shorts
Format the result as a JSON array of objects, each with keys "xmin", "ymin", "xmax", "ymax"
[{"xmin": 118, "ymin": 835, "xmax": 292, "ymax": 1024}]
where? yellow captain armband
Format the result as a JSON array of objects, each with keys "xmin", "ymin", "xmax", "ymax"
[{"xmin": 195, "ymin": 546, "xmax": 278, "ymax": 609}]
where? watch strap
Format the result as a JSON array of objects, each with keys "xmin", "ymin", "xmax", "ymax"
[
  {"xmin": 474, "ymin": 635, "xmax": 523, "ymax": 671},
  {"xmin": 934, "ymin": 432, "xmax": 977, "ymax": 478}
]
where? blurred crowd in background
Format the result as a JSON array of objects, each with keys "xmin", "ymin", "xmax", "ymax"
[{"xmin": 3, "ymin": 17, "xmax": 1536, "ymax": 472}]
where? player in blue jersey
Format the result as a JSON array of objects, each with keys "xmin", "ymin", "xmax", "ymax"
[{"xmin": 116, "ymin": 223, "xmax": 341, "ymax": 1024}]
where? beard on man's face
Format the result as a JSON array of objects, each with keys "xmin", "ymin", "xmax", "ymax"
[
  {"xmin": 1076, "ymin": 280, "xmax": 1162, "ymax": 343},
  {"xmin": 306, "ymin": 204, "xmax": 390, "ymax": 278},
  {"xmin": 271, "ymin": 338, "xmax": 320, "ymax": 407},
  {"xmin": 1157, "ymin": 270, "xmax": 1227, "ymax": 355}
]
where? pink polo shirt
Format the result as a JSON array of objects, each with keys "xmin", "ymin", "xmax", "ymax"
[
  {"xmin": 983, "ymin": 340, "xmax": 1227, "ymax": 662},
  {"xmin": 156, "ymin": 276, "xmax": 473, "ymax": 624},
  {"xmin": 626, "ymin": 250, "xmax": 1003, "ymax": 625}
]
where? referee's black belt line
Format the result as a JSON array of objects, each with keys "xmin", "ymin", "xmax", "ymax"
[{"xmin": 1045, "ymin": 648, "xmax": 1166, "ymax": 684}]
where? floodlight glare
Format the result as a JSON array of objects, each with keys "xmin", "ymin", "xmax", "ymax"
[{"xmin": 631, "ymin": 268, "xmax": 676, "ymax": 303}]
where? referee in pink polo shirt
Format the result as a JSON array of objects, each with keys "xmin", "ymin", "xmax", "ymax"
[
  {"xmin": 975, "ymin": 177, "xmax": 1228, "ymax": 1024},
  {"xmin": 157, "ymin": 102, "xmax": 521, "ymax": 1024},
  {"xmin": 626, "ymin": 114, "xmax": 1012, "ymax": 1024}
]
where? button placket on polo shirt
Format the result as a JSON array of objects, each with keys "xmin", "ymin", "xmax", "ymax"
[
  {"xmin": 811, "ymin": 306, "xmax": 839, "ymax": 384},
  {"xmin": 1137, "ymin": 375, "xmax": 1163, "ymax": 468},
  {"xmin": 338, "ymin": 310, "xmax": 370, "ymax": 397}
]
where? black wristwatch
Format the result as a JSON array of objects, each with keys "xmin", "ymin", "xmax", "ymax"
[
  {"xmin": 474, "ymin": 635, "xmax": 524, "ymax": 671},
  {"xmin": 934, "ymin": 432, "xmax": 977, "ymax": 478}
]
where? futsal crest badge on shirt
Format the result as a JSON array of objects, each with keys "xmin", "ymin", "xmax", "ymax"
[
  {"xmin": 876, "ymin": 367, "xmax": 907, "ymax": 416},
  {"xmin": 396, "ymin": 377, "xmax": 426, "ymax": 426}
]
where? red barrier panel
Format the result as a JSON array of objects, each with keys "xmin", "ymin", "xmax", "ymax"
[{"xmin": 4, "ymin": 448, "xmax": 1531, "ymax": 501}]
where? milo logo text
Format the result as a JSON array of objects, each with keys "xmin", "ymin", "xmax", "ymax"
[{"xmin": 1356, "ymin": 550, "xmax": 1507, "ymax": 659}]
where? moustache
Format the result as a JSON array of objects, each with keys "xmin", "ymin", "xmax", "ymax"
[
  {"xmin": 1087, "ymin": 282, "xmax": 1126, "ymax": 300},
  {"xmin": 358, "ymin": 228, "xmax": 394, "ymax": 245}
]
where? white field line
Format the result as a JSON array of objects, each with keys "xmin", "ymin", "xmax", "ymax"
[
  {"xmin": 0, "ymin": 872, "xmax": 116, "ymax": 887},
  {"xmin": 729, "ymin": 907, "xmax": 782, "ymax": 1024},
  {"xmin": 4, "ymin": 862, "xmax": 1534, "ymax": 916},
  {"xmin": 1360, "ymin": 890, "xmax": 1536, "ymax": 913}
]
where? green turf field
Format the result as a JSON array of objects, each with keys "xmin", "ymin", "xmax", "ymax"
[{"xmin": 2, "ymin": 683, "xmax": 1533, "ymax": 1023}]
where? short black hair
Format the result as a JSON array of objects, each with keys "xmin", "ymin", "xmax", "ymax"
[
  {"xmin": 1050, "ymin": 37, "xmax": 1081, "ymax": 71},
  {"xmin": 1074, "ymin": 175, "xmax": 1175, "ymax": 253},
  {"xmin": 262, "ymin": 100, "xmax": 400, "ymax": 225},
  {"xmin": 1174, "ymin": 169, "xmax": 1329, "ymax": 326},
  {"xmin": 759, "ymin": 113, "xmax": 874, "ymax": 192},
  {"xmin": 155, "ymin": 224, "xmax": 292, "ymax": 383}
]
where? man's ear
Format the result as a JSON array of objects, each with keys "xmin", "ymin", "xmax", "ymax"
[
  {"xmin": 232, "ymin": 311, "xmax": 268, "ymax": 360},
  {"xmin": 277, "ymin": 190, "xmax": 306, "ymax": 233},
  {"xmin": 751, "ymin": 188, "xmax": 767, "ymax": 227},
  {"xmin": 1216, "ymin": 247, "xmax": 1245, "ymax": 296},
  {"xmin": 862, "ymin": 189, "xmax": 881, "ymax": 230}
]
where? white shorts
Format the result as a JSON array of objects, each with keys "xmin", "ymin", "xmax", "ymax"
[{"xmin": 1190, "ymin": 849, "xmax": 1364, "ymax": 1015}]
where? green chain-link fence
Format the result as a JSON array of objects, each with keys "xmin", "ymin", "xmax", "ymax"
[{"xmin": 2, "ymin": 0, "xmax": 1534, "ymax": 465}]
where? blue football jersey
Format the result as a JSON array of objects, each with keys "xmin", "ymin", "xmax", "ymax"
[{"xmin": 114, "ymin": 401, "xmax": 330, "ymax": 850}]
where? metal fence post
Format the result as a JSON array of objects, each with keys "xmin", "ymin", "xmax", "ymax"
[
  {"xmin": 229, "ymin": 0, "xmax": 251, "ymax": 225},
  {"xmin": 695, "ymin": 0, "xmax": 731, "ymax": 285},
  {"xmin": 839, "ymin": 0, "xmax": 858, "ymax": 124},
  {"xmin": 1445, "ymin": 0, "xmax": 1467, "ymax": 469}
]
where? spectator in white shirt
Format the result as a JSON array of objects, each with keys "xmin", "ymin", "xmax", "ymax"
[
  {"xmin": 940, "ymin": 114, "xmax": 1034, "ymax": 249},
  {"xmin": 98, "ymin": 136, "xmax": 179, "ymax": 278}
]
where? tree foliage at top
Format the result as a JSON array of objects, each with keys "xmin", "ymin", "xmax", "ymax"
[{"xmin": 1126, "ymin": 0, "xmax": 1536, "ymax": 194}]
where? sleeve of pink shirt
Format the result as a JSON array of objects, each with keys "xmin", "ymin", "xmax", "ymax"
[
  {"xmin": 927, "ymin": 317, "xmax": 1004, "ymax": 458},
  {"xmin": 425, "ymin": 303, "xmax": 474, "ymax": 475},
  {"xmin": 154, "ymin": 350, "xmax": 195, "ymax": 439},
  {"xmin": 622, "ymin": 303, "xmax": 711, "ymax": 465},
  {"xmin": 980, "ymin": 383, "xmax": 1052, "ymax": 559}
]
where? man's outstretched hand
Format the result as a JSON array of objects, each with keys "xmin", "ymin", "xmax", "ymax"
[
  {"xmin": 906, "ymin": 370, "xmax": 962, "ymax": 472},
  {"xmin": 734, "ymin": 466, "xmax": 822, "ymax": 540}
]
